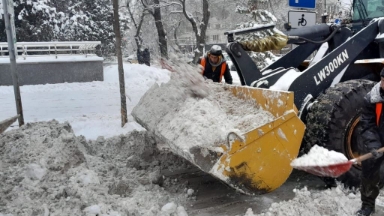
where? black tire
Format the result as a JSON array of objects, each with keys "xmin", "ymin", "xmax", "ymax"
[{"xmin": 304, "ymin": 79, "xmax": 382, "ymax": 188}]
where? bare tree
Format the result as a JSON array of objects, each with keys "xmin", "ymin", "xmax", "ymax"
[
  {"xmin": 173, "ymin": 21, "xmax": 183, "ymax": 52},
  {"xmin": 141, "ymin": 0, "xmax": 168, "ymax": 59},
  {"xmin": 127, "ymin": 0, "xmax": 147, "ymax": 51},
  {"xmin": 178, "ymin": 0, "xmax": 210, "ymax": 63},
  {"xmin": 112, "ymin": 0, "xmax": 128, "ymax": 126}
]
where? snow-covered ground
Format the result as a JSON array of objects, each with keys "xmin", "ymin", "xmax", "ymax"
[
  {"xmin": 1, "ymin": 62, "xmax": 384, "ymax": 215},
  {"xmin": 230, "ymin": 70, "xmax": 241, "ymax": 85},
  {"xmin": 0, "ymin": 63, "xmax": 170, "ymax": 140},
  {"xmin": 0, "ymin": 120, "xmax": 192, "ymax": 216}
]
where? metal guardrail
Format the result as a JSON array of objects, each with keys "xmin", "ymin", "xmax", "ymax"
[{"xmin": 0, "ymin": 41, "xmax": 101, "ymax": 59}]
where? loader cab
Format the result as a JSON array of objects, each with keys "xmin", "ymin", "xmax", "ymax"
[{"xmin": 351, "ymin": 0, "xmax": 384, "ymax": 31}]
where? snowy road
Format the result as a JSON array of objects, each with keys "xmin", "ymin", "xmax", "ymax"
[{"xmin": 164, "ymin": 167, "xmax": 384, "ymax": 216}]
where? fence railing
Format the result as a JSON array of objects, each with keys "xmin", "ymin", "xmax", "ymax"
[{"xmin": 0, "ymin": 41, "xmax": 101, "ymax": 59}]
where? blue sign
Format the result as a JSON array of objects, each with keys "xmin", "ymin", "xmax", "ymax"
[{"xmin": 289, "ymin": 0, "xmax": 316, "ymax": 9}]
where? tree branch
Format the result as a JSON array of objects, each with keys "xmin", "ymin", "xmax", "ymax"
[
  {"xmin": 173, "ymin": 21, "xmax": 182, "ymax": 51},
  {"xmin": 169, "ymin": 10, "xmax": 184, "ymax": 15},
  {"xmin": 179, "ymin": 0, "xmax": 198, "ymax": 38},
  {"xmin": 199, "ymin": 0, "xmax": 210, "ymax": 38},
  {"xmin": 141, "ymin": 0, "xmax": 154, "ymax": 15},
  {"xmin": 127, "ymin": 0, "xmax": 138, "ymax": 29},
  {"xmin": 127, "ymin": 0, "xmax": 147, "ymax": 49}
]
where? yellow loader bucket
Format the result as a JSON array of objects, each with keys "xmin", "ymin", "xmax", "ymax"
[
  {"xmin": 133, "ymin": 82, "xmax": 305, "ymax": 195},
  {"xmin": 188, "ymin": 86, "xmax": 305, "ymax": 195}
]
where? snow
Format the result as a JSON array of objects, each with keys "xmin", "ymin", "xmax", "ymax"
[
  {"xmin": 161, "ymin": 202, "xmax": 177, "ymax": 214},
  {"xmin": 83, "ymin": 205, "xmax": 101, "ymax": 215},
  {"xmin": 0, "ymin": 63, "xmax": 170, "ymax": 140},
  {"xmin": 186, "ymin": 189, "xmax": 194, "ymax": 196},
  {"xmin": 269, "ymin": 69, "xmax": 302, "ymax": 91},
  {"xmin": 0, "ymin": 121, "xmax": 191, "ymax": 215},
  {"xmin": 1, "ymin": 61, "xmax": 384, "ymax": 215},
  {"xmin": 24, "ymin": 163, "xmax": 47, "ymax": 180},
  {"xmin": 230, "ymin": 71, "xmax": 241, "ymax": 85},
  {"xmin": 291, "ymin": 145, "xmax": 348, "ymax": 167},
  {"xmin": 249, "ymin": 186, "xmax": 363, "ymax": 216},
  {"xmin": 131, "ymin": 60, "xmax": 275, "ymax": 164},
  {"xmin": 176, "ymin": 206, "xmax": 189, "ymax": 216}
]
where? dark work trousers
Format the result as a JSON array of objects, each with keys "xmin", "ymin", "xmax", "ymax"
[{"xmin": 361, "ymin": 155, "xmax": 384, "ymax": 208}]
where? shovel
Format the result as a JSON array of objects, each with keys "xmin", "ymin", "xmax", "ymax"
[{"xmin": 292, "ymin": 147, "xmax": 384, "ymax": 178}]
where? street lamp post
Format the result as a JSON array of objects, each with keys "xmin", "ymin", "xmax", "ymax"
[{"xmin": 1, "ymin": 0, "xmax": 24, "ymax": 126}]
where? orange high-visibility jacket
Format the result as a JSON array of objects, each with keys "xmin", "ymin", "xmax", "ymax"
[
  {"xmin": 376, "ymin": 103, "xmax": 382, "ymax": 126},
  {"xmin": 200, "ymin": 57, "xmax": 227, "ymax": 82}
]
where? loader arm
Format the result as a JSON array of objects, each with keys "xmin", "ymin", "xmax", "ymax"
[
  {"xmin": 225, "ymin": 24, "xmax": 331, "ymax": 85},
  {"xmin": 226, "ymin": 19, "xmax": 383, "ymax": 117},
  {"xmin": 288, "ymin": 20, "xmax": 380, "ymax": 113}
]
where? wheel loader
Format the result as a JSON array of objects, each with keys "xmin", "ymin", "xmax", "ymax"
[
  {"xmin": 133, "ymin": 0, "xmax": 384, "ymax": 195},
  {"xmin": 224, "ymin": 0, "xmax": 384, "ymax": 191}
]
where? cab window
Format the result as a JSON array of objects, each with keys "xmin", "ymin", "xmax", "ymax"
[{"xmin": 353, "ymin": 0, "xmax": 384, "ymax": 20}]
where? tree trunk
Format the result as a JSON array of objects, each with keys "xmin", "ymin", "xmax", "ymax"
[
  {"xmin": 112, "ymin": 0, "xmax": 128, "ymax": 127},
  {"xmin": 153, "ymin": 0, "xmax": 168, "ymax": 59},
  {"xmin": 134, "ymin": 12, "xmax": 146, "ymax": 51},
  {"xmin": 127, "ymin": 1, "xmax": 145, "ymax": 51},
  {"xmin": 194, "ymin": 0, "xmax": 209, "ymax": 63},
  {"xmin": 180, "ymin": 0, "xmax": 210, "ymax": 63},
  {"xmin": 173, "ymin": 21, "xmax": 183, "ymax": 52}
]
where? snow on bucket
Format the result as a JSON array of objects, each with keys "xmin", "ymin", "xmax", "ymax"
[{"xmin": 132, "ymin": 61, "xmax": 305, "ymax": 194}]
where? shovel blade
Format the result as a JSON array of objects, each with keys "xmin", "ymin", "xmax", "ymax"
[{"xmin": 293, "ymin": 161, "xmax": 353, "ymax": 178}]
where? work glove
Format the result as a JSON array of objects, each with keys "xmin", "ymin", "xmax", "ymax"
[{"xmin": 371, "ymin": 149, "xmax": 383, "ymax": 159}]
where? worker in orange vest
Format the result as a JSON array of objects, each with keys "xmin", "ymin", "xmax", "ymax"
[
  {"xmin": 357, "ymin": 70, "xmax": 384, "ymax": 216},
  {"xmin": 197, "ymin": 45, "xmax": 232, "ymax": 84}
]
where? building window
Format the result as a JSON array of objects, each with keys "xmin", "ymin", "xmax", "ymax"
[
  {"xmin": 216, "ymin": 24, "xmax": 221, "ymax": 29},
  {"xmin": 213, "ymin": 35, "xmax": 219, "ymax": 41},
  {"xmin": 205, "ymin": 36, "xmax": 209, "ymax": 42}
]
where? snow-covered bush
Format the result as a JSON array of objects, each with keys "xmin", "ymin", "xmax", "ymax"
[{"xmin": 0, "ymin": 0, "xmax": 130, "ymax": 57}]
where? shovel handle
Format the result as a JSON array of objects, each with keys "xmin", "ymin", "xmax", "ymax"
[{"xmin": 354, "ymin": 146, "xmax": 384, "ymax": 163}]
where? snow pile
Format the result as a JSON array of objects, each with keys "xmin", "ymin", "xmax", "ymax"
[
  {"xmin": 291, "ymin": 145, "xmax": 348, "ymax": 167},
  {"xmin": 246, "ymin": 186, "xmax": 362, "ymax": 216},
  {"xmin": 132, "ymin": 61, "xmax": 275, "ymax": 161},
  {"xmin": 0, "ymin": 121, "xmax": 191, "ymax": 216}
]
